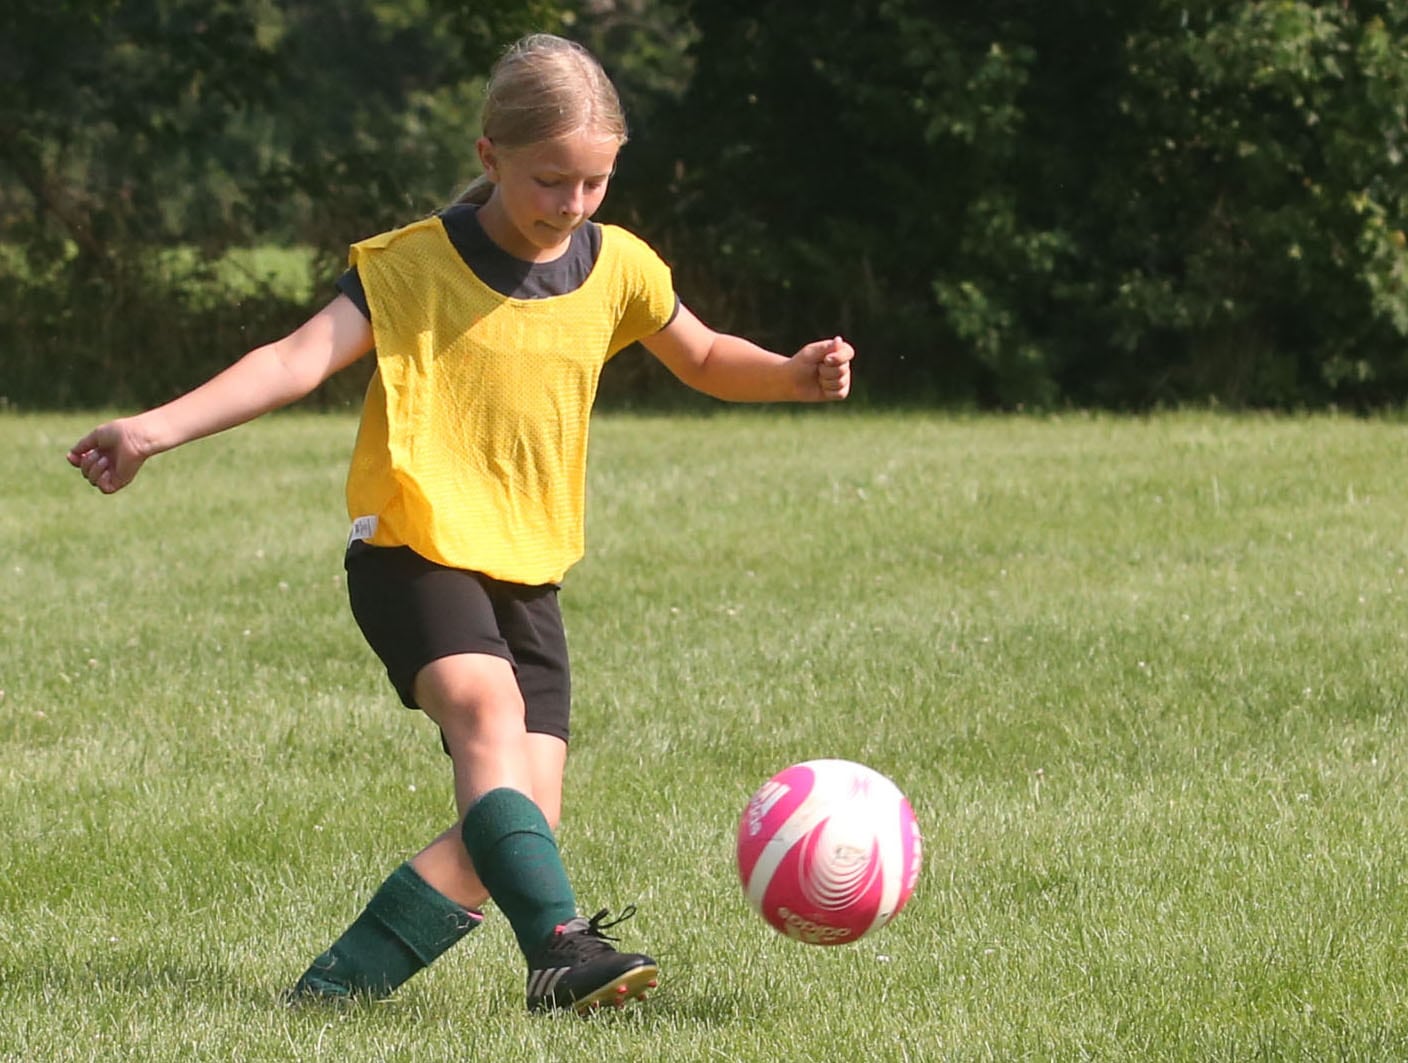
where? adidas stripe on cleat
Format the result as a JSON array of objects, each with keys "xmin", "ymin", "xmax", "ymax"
[{"xmin": 525, "ymin": 907, "xmax": 659, "ymax": 1015}]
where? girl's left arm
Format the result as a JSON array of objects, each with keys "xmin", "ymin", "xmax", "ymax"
[{"xmin": 640, "ymin": 303, "xmax": 853, "ymax": 403}]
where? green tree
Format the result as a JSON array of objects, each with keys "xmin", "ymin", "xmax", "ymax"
[
  {"xmin": 7, "ymin": 1, "xmax": 1406, "ymax": 410},
  {"xmin": 657, "ymin": 1, "xmax": 1408, "ymax": 407},
  {"xmin": 1098, "ymin": 3, "xmax": 1408, "ymax": 405},
  {"xmin": 0, "ymin": 0, "xmax": 568, "ymax": 407},
  {"xmin": 0, "ymin": 0, "xmax": 280, "ymax": 267}
]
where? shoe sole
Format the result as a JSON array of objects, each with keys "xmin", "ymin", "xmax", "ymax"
[{"xmin": 559, "ymin": 962, "xmax": 660, "ymax": 1015}]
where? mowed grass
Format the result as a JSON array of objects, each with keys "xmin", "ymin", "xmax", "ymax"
[{"xmin": 4, "ymin": 408, "xmax": 1408, "ymax": 1060}]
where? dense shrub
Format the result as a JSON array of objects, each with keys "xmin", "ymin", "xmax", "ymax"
[
  {"xmin": 2, "ymin": 1, "xmax": 1405, "ymax": 409},
  {"xmin": 648, "ymin": 1, "xmax": 1408, "ymax": 408}
]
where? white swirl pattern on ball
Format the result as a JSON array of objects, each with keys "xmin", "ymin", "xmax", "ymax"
[{"xmin": 799, "ymin": 816, "xmax": 882, "ymax": 911}]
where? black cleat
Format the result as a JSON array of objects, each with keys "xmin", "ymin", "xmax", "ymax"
[{"xmin": 525, "ymin": 907, "xmax": 659, "ymax": 1015}]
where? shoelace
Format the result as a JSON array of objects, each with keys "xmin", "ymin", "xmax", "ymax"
[
  {"xmin": 555, "ymin": 905, "xmax": 638, "ymax": 958},
  {"xmin": 584, "ymin": 905, "xmax": 637, "ymax": 936}
]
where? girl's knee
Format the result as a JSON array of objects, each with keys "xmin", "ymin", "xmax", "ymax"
[{"xmin": 415, "ymin": 653, "xmax": 524, "ymax": 728}]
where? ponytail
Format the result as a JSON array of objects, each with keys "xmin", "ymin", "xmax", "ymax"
[{"xmin": 451, "ymin": 174, "xmax": 495, "ymax": 207}]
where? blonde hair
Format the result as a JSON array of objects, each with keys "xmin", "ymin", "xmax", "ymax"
[{"xmin": 454, "ymin": 34, "xmax": 627, "ymax": 206}]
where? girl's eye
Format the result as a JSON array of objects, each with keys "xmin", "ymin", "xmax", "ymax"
[{"xmin": 535, "ymin": 178, "xmax": 560, "ymax": 189}]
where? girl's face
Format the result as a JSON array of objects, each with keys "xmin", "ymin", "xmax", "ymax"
[{"xmin": 476, "ymin": 130, "xmax": 619, "ymax": 262}]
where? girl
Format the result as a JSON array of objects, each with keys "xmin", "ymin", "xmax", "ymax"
[{"xmin": 68, "ymin": 33, "xmax": 853, "ymax": 1015}]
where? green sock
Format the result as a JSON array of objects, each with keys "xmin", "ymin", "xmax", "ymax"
[
  {"xmin": 460, "ymin": 787, "xmax": 577, "ymax": 957},
  {"xmin": 293, "ymin": 861, "xmax": 481, "ymax": 999}
]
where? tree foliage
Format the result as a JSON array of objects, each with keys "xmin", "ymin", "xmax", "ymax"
[
  {"xmin": 2, "ymin": 1, "xmax": 1406, "ymax": 409},
  {"xmin": 650, "ymin": 0, "xmax": 1408, "ymax": 407},
  {"xmin": 0, "ymin": 0, "xmax": 568, "ymax": 406},
  {"xmin": 0, "ymin": 0, "xmax": 565, "ymax": 261}
]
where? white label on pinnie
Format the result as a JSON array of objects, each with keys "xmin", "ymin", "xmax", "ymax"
[{"xmin": 348, "ymin": 515, "xmax": 379, "ymax": 545}]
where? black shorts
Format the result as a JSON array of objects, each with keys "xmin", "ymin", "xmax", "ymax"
[{"xmin": 344, "ymin": 542, "xmax": 571, "ymax": 742}]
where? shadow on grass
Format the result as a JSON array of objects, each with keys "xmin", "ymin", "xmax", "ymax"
[
  {"xmin": 643, "ymin": 981, "xmax": 772, "ymax": 1028},
  {"xmin": 5, "ymin": 946, "xmax": 777, "ymax": 1034},
  {"xmin": 2, "ymin": 953, "xmax": 287, "ymax": 1011}
]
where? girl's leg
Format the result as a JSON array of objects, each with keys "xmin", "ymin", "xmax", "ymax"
[
  {"xmin": 409, "ymin": 731, "xmax": 568, "ymax": 909},
  {"xmin": 414, "ymin": 653, "xmax": 656, "ymax": 1013},
  {"xmin": 286, "ymin": 662, "xmax": 566, "ymax": 1003},
  {"xmin": 291, "ymin": 547, "xmax": 593, "ymax": 1004},
  {"xmin": 413, "ymin": 652, "xmax": 578, "ymax": 952}
]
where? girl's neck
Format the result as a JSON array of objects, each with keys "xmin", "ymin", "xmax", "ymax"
[{"xmin": 475, "ymin": 195, "xmax": 571, "ymax": 264}]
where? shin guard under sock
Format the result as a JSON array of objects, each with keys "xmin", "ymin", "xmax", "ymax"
[
  {"xmin": 292, "ymin": 861, "xmax": 481, "ymax": 999},
  {"xmin": 460, "ymin": 787, "xmax": 577, "ymax": 956}
]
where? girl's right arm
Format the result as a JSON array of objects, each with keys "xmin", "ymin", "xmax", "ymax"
[{"xmin": 68, "ymin": 294, "xmax": 374, "ymax": 494}]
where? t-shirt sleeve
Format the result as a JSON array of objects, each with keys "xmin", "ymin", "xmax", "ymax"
[
  {"xmin": 335, "ymin": 266, "xmax": 371, "ymax": 321},
  {"xmin": 607, "ymin": 230, "xmax": 679, "ymax": 355}
]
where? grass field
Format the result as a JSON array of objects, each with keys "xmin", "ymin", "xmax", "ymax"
[{"xmin": 4, "ymin": 409, "xmax": 1408, "ymax": 1060}]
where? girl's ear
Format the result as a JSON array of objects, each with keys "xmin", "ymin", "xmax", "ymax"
[{"xmin": 476, "ymin": 137, "xmax": 499, "ymax": 182}]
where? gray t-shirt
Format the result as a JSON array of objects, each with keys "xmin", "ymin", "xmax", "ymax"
[{"xmin": 337, "ymin": 203, "xmax": 605, "ymax": 319}]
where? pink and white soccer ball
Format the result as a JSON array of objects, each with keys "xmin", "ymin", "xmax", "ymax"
[{"xmin": 737, "ymin": 759, "xmax": 922, "ymax": 945}]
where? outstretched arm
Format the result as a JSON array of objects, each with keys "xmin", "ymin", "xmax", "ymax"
[
  {"xmin": 68, "ymin": 294, "xmax": 374, "ymax": 494},
  {"xmin": 640, "ymin": 303, "xmax": 853, "ymax": 403}
]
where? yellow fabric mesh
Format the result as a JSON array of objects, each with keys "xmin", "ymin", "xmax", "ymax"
[{"xmin": 344, "ymin": 218, "xmax": 675, "ymax": 584}]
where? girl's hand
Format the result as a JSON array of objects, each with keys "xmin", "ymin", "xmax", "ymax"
[
  {"xmin": 792, "ymin": 336, "xmax": 855, "ymax": 402},
  {"xmin": 67, "ymin": 418, "xmax": 152, "ymax": 494},
  {"xmin": 642, "ymin": 305, "xmax": 853, "ymax": 404}
]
